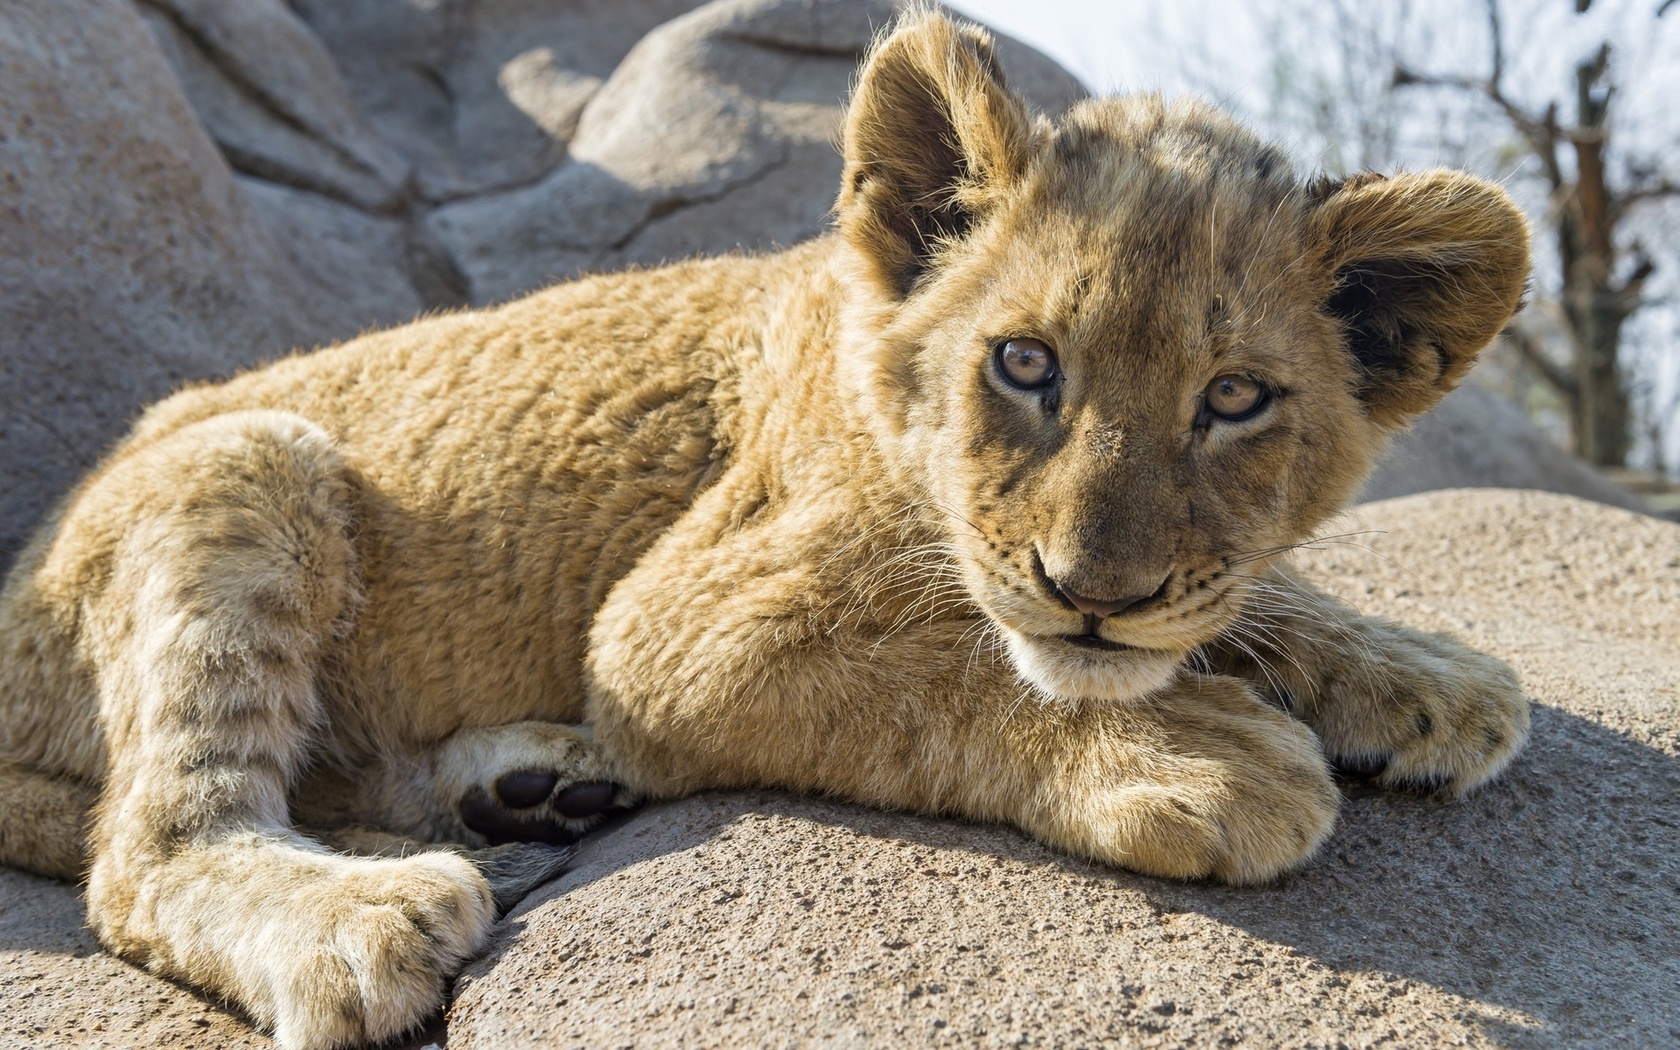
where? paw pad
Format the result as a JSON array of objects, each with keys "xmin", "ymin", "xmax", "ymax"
[
  {"xmin": 462, "ymin": 771, "xmax": 624, "ymax": 846},
  {"xmin": 554, "ymin": 781, "xmax": 618, "ymax": 818},
  {"xmin": 493, "ymin": 770, "xmax": 560, "ymax": 808}
]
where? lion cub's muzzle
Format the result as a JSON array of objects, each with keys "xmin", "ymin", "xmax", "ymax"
[
  {"xmin": 1030, "ymin": 549, "xmax": 1172, "ymax": 627},
  {"xmin": 989, "ymin": 551, "xmax": 1191, "ymax": 702}
]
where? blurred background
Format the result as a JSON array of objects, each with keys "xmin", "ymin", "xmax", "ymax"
[
  {"xmin": 3, "ymin": 0, "xmax": 1677, "ymax": 577},
  {"xmin": 957, "ymin": 0, "xmax": 1680, "ymax": 507}
]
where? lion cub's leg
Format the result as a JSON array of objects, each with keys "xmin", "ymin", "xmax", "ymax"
[
  {"xmin": 79, "ymin": 412, "xmax": 493, "ymax": 1050},
  {"xmin": 1205, "ymin": 564, "xmax": 1530, "ymax": 795}
]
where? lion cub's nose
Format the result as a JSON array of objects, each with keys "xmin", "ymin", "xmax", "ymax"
[{"xmin": 1051, "ymin": 577, "xmax": 1169, "ymax": 619}]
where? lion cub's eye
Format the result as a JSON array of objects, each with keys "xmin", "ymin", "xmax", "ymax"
[
  {"xmin": 996, "ymin": 338, "xmax": 1058, "ymax": 390},
  {"xmin": 1204, "ymin": 374, "xmax": 1268, "ymax": 421}
]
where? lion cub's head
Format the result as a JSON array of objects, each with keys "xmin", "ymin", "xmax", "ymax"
[{"xmin": 831, "ymin": 14, "xmax": 1529, "ymax": 703}]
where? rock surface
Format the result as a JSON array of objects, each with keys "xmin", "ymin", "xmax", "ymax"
[
  {"xmin": 1364, "ymin": 382, "xmax": 1647, "ymax": 513},
  {"xmin": 422, "ymin": 0, "xmax": 1085, "ymax": 303},
  {"xmin": 136, "ymin": 0, "xmax": 412, "ymax": 211},
  {"xmin": 7, "ymin": 490, "xmax": 1670, "ymax": 1048},
  {"xmin": 441, "ymin": 489, "xmax": 1680, "ymax": 1050},
  {"xmin": 286, "ymin": 0, "xmax": 710, "ymax": 203},
  {"xmin": 0, "ymin": 0, "xmax": 424, "ymax": 570},
  {"xmin": 0, "ymin": 867, "xmax": 268, "ymax": 1049}
]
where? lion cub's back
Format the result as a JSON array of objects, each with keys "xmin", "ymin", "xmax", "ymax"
[{"xmin": 104, "ymin": 254, "xmax": 773, "ymax": 744}]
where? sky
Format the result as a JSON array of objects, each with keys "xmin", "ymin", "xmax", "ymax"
[
  {"xmin": 948, "ymin": 0, "xmax": 1264, "ymax": 98},
  {"xmin": 950, "ymin": 0, "xmax": 1680, "ymax": 168}
]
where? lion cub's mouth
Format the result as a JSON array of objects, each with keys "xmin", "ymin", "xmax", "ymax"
[
  {"xmin": 1058, "ymin": 633, "xmax": 1135, "ymax": 653},
  {"xmin": 1002, "ymin": 627, "xmax": 1182, "ymax": 703}
]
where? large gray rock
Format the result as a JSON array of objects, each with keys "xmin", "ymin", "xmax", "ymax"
[
  {"xmin": 135, "ymin": 0, "xmax": 412, "ymax": 210},
  {"xmin": 1365, "ymin": 381, "xmax": 1646, "ymax": 513},
  {"xmin": 287, "ymin": 0, "xmax": 709, "ymax": 202},
  {"xmin": 424, "ymin": 0, "xmax": 1086, "ymax": 304},
  {"xmin": 447, "ymin": 489, "xmax": 1680, "ymax": 1049},
  {"xmin": 0, "ymin": 0, "xmax": 421, "ymax": 572}
]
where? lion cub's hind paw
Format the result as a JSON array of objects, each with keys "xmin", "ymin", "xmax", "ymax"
[
  {"xmin": 463, "ymin": 841, "xmax": 579, "ymax": 914},
  {"xmin": 437, "ymin": 721, "xmax": 641, "ymax": 848}
]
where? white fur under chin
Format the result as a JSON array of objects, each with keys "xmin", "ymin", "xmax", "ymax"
[{"xmin": 1003, "ymin": 629, "xmax": 1182, "ymax": 703}]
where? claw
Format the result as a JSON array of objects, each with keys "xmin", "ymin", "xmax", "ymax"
[
  {"xmin": 1330, "ymin": 753, "xmax": 1389, "ymax": 781},
  {"xmin": 1390, "ymin": 772, "xmax": 1451, "ymax": 795}
]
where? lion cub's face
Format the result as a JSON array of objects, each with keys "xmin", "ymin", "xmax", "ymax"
[
  {"xmin": 900, "ymin": 100, "xmax": 1368, "ymax": 702},
  {"xmin": 836, "ymin": 17, "xmax": 1529, "ymax": 702}
]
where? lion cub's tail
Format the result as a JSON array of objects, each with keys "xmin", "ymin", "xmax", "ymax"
[{"xmin": 0, "ymin": 759, "xmax": 96, "ymax": 880}]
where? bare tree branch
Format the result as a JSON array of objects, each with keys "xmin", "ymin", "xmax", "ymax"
[
  {"xmin": 1616, "ymin": 255, "xmax": 1658, "ymax": 308},
  {"xmin": 1393, "ymin": 68, "xmax": 1560, "ymax": 160},
  {"xmin": 1620, "ymin": 179, "xmax": 1680, "ymax": 209},
  {"xmin": 1393, "ymin": 0, "xmax": 1566, "ymax": 189},
  {"xmin": 1487, "ymin": 0, "xmax": 1505, "ymax": 88},
  {"xmin": 1505, "ymin": 326, "xmax": 1579, "ymax": 398}
]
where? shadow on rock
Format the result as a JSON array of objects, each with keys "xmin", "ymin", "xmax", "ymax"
[
  {"xmin": 1145, "ymin": 702, "xmax": 1680, "ymax": 1047},
  {"xmin": 450, "ymin": 701, "xmax": 1678, "ymax": 1049},
  {"xmin": 0, "ymin": 868, "xmax": 98, "ymax": 958}
]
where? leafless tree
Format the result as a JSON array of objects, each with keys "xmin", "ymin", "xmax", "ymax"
[{"xmin": 1393, "ymin": 0, "xmax": 1680, "ymax": 467}]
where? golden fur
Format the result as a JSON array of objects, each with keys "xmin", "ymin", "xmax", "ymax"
[{"xmin": 0, "ymin": 14, "xmax": 1532, "ymax": 1049}]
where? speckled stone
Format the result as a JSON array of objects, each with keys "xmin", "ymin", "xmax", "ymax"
[{"xmin": 445, "ymin": 490, "xmax": 1679, "ymax": 1050}]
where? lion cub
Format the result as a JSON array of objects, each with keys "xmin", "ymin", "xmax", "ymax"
[{"xmin": 0, "ymin": 12, "xmax": 1530, "ymax": 1049}]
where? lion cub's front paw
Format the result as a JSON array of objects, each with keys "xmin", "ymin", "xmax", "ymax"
[
  {"xmin": 438, "ymin": 722, "xmax": 639, "ymax": 847},
  {"xmin": 1047, "ymin": 685, "xmax": 1340, "ymax": 885},
  {"xmin": 265, "ymin": 852, "xmax": 494, "ymax": 1050},
  {"xmin": 1310, "ymin": 627, "xmax": 1530, "ymax": 796},
  {"xmin": 1101, "ymin": 772, "xmax": 1339, "ymax": 885}
]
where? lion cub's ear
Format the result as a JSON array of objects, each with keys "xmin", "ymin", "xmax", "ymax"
[
  {"xmin": 1310, "ymin": 171, "xmax": 1531, "ymax": 429},
  {"xmin": 837, "ymin": 12, "xmax": 1034, "ymax": 297}
]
